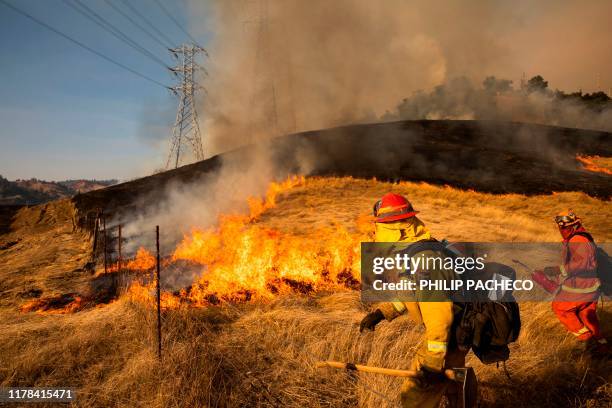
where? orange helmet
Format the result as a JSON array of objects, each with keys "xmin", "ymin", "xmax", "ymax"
[
  {"xmin": 373, "ymin": 193, "xmax": 419, "ymax": 223},
  {"xmin": 554, "ymin": 210, "xmax": 581, "ymax": 228}
]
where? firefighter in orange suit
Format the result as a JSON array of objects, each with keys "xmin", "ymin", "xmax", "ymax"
[
  {"xmin": 359, "ymin": 193, "xmax": 468, "ymax": 408},
  {"xmin": 532, "ymin": 210, "xmax": 608, "ymax": 353}
]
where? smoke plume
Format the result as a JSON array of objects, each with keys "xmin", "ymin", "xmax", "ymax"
[{"xmin": 186, "ymin": 0, "xmax": 612, "ymax": 154}]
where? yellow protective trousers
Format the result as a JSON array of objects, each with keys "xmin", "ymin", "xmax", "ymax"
[{"xmin": 400, "ymin": 344, "xmax": 468, "ymax": 408}]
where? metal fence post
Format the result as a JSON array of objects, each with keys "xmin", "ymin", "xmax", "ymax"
[
  {"xmin": 156, "ymin": 225, "xmax": 162, "ymax": 361},
  {"xmin": 115, "ymin": 224, "xmax": 122, "ymax": 293},
  {"xmin": 117, "ymin": 224, "xmax": 122, "ymax": 270},
  {"xmin": 103, "ymin": 214, "xmax": 108, "ymax": 275}
]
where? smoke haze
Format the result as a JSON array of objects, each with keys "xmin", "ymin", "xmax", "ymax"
[{"xmin": 186, "ymin": 0, "xmax": 612, "ymax": 154}]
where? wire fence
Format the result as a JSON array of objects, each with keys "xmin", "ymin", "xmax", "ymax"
[{"xmin": 88, "ymin": 214, "xmax": 172, "ymax": 361}]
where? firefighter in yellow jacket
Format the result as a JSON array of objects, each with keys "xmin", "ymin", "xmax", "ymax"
[{"xmin": 360, "ymin": 193, "xmax": 467, "ymax": 408}]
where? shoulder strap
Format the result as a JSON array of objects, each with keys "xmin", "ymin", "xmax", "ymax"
[
  {"xmin": 401, "ymin": 239, "xmax": 443, "ymax": 258},
  {"xmin": 570, "ymin": 231, "xmax": 594, "ymax": 243}
]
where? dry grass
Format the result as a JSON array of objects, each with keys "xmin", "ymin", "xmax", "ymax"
[
  {"xmin": 0, "ymin": 200, "xmax": 92, "ymax": 308},
  {"xmin": 261, "ymin": 177, "xmax": 611, "ymax": 242},
  {"xmin": 1, "ymin": 177, "xmax": 611, "ymax": 407}
]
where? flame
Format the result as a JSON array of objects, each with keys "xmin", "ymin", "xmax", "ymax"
[
  {"xmin": 126, "ymin": 280, "xmax": 186, "ymax": 309},
  {"xmin": 125, "ymin": 175, "xmax": 369, "ymax": 308},
  {"xmin": 125, "ymin": 247, "xmax": 156, "ymax": 270},
  {"xmin": 246, "ymin": 175, "xmax": 306, "ymax": 220},
  {"xmin": 20, "ymin": 293, "xmax": 87, "ymax": 314},
  {"xmin": 576, "ymin": 155, "xmax": 612, "ymax": 175}
]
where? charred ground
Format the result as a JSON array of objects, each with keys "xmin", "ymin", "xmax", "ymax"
[{"xmin": 71, "ymin": 120, "xmax": 611, "ymax": 223}]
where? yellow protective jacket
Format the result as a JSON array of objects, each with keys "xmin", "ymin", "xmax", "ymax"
[{"xmin": 374, "ymin": 218, "xmax": 456, "ymax": 372}]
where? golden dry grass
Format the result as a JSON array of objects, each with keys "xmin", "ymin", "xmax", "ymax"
[
  {"xmin": 0, "ymin": 177, "xmax": 611, "ymax": 407},
  {"xmin": 0, "ymin": 200, "xmax": 92, "ymax": 308},
  {"xmin": 261, "ymin": 177, "xmax": 611, "ymax": 242}
]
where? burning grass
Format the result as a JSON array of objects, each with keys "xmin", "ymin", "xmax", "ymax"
[
  {"xmin": 19, "ymin": 293, "xmax": 87, "ymax": 314},
  {"xmin": 122, "ymin": 175, "xmax": 364, "ymax": 308},
  {"xmin": 577, "ymin": 155, "xmax": 612, "ymax": 175},
  {"xmin": 119, "ymin": 176, "xmax": 611, "ymax": 311}
]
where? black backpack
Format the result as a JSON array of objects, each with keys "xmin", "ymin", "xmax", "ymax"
[
  {"xmin": 455, "ymin": 301, "xmax": 521, "ymax": 364},
  {"xmin": 401, "ymin": 240, "xmax": 522, "ymax": 364},
  {"xmin": 571, "ymin": 232, "xmax": 612, "ymax": 297}
]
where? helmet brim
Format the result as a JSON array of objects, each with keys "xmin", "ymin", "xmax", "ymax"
[{"xmin": 375, "ymin": 211, "xmax": 419, "ymax": 223}]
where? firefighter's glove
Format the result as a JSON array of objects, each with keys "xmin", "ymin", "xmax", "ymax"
[
  {"xmin": 359, "ymin": 309, "xmax": 384, "ymax": 332},
  {"xmin": 532, "ymin": 270, "xmax": 558, "ymax": 294},
  {"xmin": 414, "ymin": 367, "xmax": 445, "ymax": 389}
]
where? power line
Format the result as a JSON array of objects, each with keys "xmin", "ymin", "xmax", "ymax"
[
  {"xmin": 0, "ymin": 0, "xmax": 168, "ymax": 88},
  {"xmin": 102, "ymin": 0, "xmax": 171, "ymax": 52},
  {"xmin": 152, "ymin": 0, "xmax": 203, "ymax": 51},
  {"xmin": 117, "ymin": 0, "xmax": 175, "ymax": 49},
  {"xmin": 61, "ymin": 0, "xmax": 170, "ymax": 69}
]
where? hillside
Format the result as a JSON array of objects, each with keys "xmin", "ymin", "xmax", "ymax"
[
  {"xmin": 64, "ymin": 120, "xmax": 611, "ymax": 227},
  {"xmin": 0, "ymin": 176, "xmax": 117, "ymax": 205}
]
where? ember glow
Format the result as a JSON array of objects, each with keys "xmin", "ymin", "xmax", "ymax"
[
  {"xmin": 126, "ymin": 176, "xmax": 369, "ymax": 308},
  {"xmin": 576, "ymin": 155, "xmax": 612, "ymax": 175}
]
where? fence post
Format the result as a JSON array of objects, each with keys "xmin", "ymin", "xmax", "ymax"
[
  {"xmin": 117, "ymin": 224, "xmax": 122, "ymax": 270},
  {"xmin": 156, "ymin": 225, "xmax": 162, "ymax": 361},
  {"xmin": 91, "ymin": 211, "xmax": 100, "ymax": 261},
  {"xmin": 103, "ymin": 214, "xmax": 108, "ymax": 275},
  {"xmin": 115, "ymin": 224, "xmax": 122, "ymax": 293}
]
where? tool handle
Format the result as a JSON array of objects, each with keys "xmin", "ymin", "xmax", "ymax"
[{"xmin": 316, "ymin": 361, "xmax": 456, "ymax": 380}]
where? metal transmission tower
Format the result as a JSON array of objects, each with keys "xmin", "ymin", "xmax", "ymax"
[{"xmin": 166, "ymin": 44, "xmax": 208, "ymax": 169}]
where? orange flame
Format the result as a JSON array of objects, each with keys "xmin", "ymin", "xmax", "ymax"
[
  {"xmin": 125, "ymin": 175, "xmax": 369, "ymax": 308},
  {"xmin": 20, "ymin": 294, "xmax": 87, "ymax": 314},
  {"xmin": 576, "ymin": 155, "xmax": 612, "ymax": 175},
  {"xmin": 125, "ymin": 280, "xmax": 185, "ymax": 309},
  {"xmin": 125, "ymin": 247, "xmax": 156, "ymax": 271}
]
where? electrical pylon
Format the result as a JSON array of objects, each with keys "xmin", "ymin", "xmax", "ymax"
[{"xmin": 166, "ymin": 44, "xmax": 208, "ymax": 169}]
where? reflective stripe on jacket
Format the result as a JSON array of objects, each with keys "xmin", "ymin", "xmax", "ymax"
[{"xmin": 555, "ymin": 233, "xmax": 600, "ymax": 302}]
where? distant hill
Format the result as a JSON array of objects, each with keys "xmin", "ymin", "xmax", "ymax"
[{"xmin": 0, "ymin": 176, "xmax": 117, "ymax": 205}]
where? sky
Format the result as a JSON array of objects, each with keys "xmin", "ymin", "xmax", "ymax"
[{"xmin": 0, "ymin": 0, "xmax": 210, "ymax": 181}]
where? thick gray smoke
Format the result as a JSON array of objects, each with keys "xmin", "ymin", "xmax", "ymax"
[
  {"xmin": 185, "ymin": 0, "xmax": 612, "ymax": 155},
  {"xmin": 387, "ymin": 76, "xmax": 612, "ymax": 131}
]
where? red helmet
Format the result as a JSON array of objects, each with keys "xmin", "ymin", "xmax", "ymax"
[{"xmin": 373, "ymin": 193, "xmax": 419, "ymax": 223}]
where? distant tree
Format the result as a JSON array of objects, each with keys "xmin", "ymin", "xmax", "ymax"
[
  {"xmin": 579, "ymin": 91, "xmax": 611, "ymax": 113},
  {"xmin": 526, "ymin": 75, "xmax": 548, "ymax": 93},
  {"xmin": 483, "ymin": 76, "xmax": 513, "ymax": 94},
  {"xmin": 553, "ymin": 89, "xmax": 581, "ymax": 100},
  {"xmin": 582, "ymin": 91, "xmax": 611, "ymax": 102}
]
